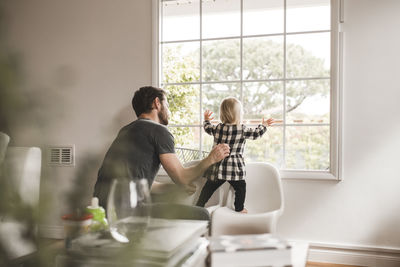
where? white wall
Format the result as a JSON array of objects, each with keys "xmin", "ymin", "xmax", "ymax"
[
  {"xmin": 279, "ymin": 0, "xmax": 400, "ymax": 250},
  {"xmin": 2, "ymin": 0, "xmax": 400, "ymax": 254},
  {"xmin": 2, "ymin": 0, "xmax": 152, "ymax": 226}
]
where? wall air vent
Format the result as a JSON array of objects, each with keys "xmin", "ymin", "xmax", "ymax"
[{"xmin": 48, "ymin": 146, "xmax": 74, "ymax": 166}]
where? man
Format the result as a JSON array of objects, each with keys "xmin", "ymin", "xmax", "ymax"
[{"xmin": 94, "ymin": 86, "xmax": 230, "ymax": 220}]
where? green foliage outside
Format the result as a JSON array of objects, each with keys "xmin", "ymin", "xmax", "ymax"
[
  {"xmin": 162, "ymin": 44, "xmax": 199, "ymax": 149},
  {"xmin": 162, "ymin": 39, "xmax": 330, "ymax": 170}
]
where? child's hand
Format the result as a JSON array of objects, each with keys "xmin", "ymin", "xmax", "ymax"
[
  {"xmin": 262, "ymin": 118, "xmax": 275, "ymax": 126},
  {"xmin": 204, "ymin": 110, "xmax": 214, "ymax": 121}
]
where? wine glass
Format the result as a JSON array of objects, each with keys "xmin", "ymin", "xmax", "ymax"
[{"xmin": 107, "ymin": 178, "xmax": 152, "ymax": 243}]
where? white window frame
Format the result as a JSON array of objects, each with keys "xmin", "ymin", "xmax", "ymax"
[{"xmin": 152, "ymin": 0, "xmax": 343, "ymax": 180}]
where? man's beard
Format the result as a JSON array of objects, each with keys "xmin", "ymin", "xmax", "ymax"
[{"xmin": 158, "ymin": 105, "xmax": 169, "ymax": 125}]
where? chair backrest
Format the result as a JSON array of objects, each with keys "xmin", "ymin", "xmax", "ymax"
[
  {"xmin": 153, "ymin": 159, "xmax": 229, "ymax": 207},
  {"xmin": 1, "ymin": 146, "xmax": 41, "ymax": 260},
  {"xmin": 226, "ymin": 162, "xmax": 284, "ymax": 214},
  {"xmin": 3, "ymin": 147, "xmax": 42, "ymax": 206},
  {"xmin": 183, "ymin": 160, "xmax": 228, "ymax": 208}
]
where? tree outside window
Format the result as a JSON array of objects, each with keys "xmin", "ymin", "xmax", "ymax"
[{"xmin": 159, "ymin": 0, "xmax": 333, "ymax": 171}]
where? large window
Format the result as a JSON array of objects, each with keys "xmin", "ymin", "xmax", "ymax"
[{"xmin": 154, "ymin": 0, "xmax": 342, "ymax": 179}]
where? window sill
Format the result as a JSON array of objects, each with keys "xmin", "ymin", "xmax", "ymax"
[
  {"xmin": 157, "ymin": 166, "xmax": 341, "ymax": 182},
  {"xmin": 280, "ymin": 170, "xmax": 340, "ymax": 181}
]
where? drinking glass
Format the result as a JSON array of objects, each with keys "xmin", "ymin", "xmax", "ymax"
[{"xmin": 107, "ymin": 178, "xmax": 152, "ymax": 243}]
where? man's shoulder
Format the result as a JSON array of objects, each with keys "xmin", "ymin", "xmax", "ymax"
[
  {"xmin": 133, "ymin": 119, "xmax": 172, "ymax": 137},
  {"xmin": 129, "ymin": 119, "xmax": 167, "ymax": 130}
]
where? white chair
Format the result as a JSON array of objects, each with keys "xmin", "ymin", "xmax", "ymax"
[
  {"xmin": 0, "ymin": 132, "xmax": 10, "ymax": 166},
  {"xmin": 211, "ymin": 162, "xmax": 284, "ymax": 236},
  {"xmin": 182, "ymin": 160, "xmax": 230, "ymax": 214},
  {"xmin": 0, "ymin": 146, "xmax": 42, "ymax": 260},
  {"xmin": 154, "ymin": 160, "xmax": 229, "ymax": 214},
  {"xmin": 3, "ymin": 147, "xmax": 42, "ymax": 206}
]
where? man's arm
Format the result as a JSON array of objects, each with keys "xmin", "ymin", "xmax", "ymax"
[
  {"xmin": 159, "ymin": 144, "xmax": 230, "ymax": 185},
  {"xmin": 150, "ymin": 180, "xmax": 176, "ymax": 194}
]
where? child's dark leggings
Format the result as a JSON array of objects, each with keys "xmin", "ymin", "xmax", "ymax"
[{"xmin": 196, "ymin": 179, "xmax": 246, "ymax": 212}]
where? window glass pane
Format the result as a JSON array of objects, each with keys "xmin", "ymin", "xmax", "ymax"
[
  {"xmin": 286, "ymin": 32, "xmax": 330, "ymax": 78},
  {"xmin": 244, "ymin": 126, "xmax": 283, "ymax": 168},
  {"xmin": 176, "ymin": 146, "xmax": 207, "ymax": 163},
  {"xmin": 286, "ymin": 79, "xmax": 330, "ymax": 124},
  {"xmin": 286, "ymin": 126, "xmax": 330, "ymax": 170},
  {"xmin": 159, "ymin": 0, "xmax": 335, "ymax": 173},
  {"xmin": 202, "ymin": 0, "xmax": 240, "ymax": 38},
  {"xmin": 243, "ymin": 36, "xmax": 284, "ymax": 80},
  {"xmin": 243, "ymin": 0, "xmax": 284, "ymax": 35},
  {"xmin": 203, "ymin": 39, "xmax": 240, "ymax": 82},
  {"xmin": 165, "ymin": 84, "xmax": 200, "ymax": 125},
  {"xmin": 162, "ymin": 0, "xmax": 200, "ymax": 41},
  {"xmin": 202, "ymin": 83, "xmax": 241, "ymax": 119},
  {"xmin": 169, "ymin": 126, "xmax": 200, "ymax": 150},
  {"xmin": 287, "ymin": 0, "xmax": 330, "ymax": 33},
  {"xmin": 162, "ymin": 42, "xmax": 200, "ymax": 83},
  {"xmin": 242, "ymin": 82, "xmax": 284, "ymax": 123}
]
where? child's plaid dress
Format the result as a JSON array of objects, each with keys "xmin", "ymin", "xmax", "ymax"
[{"xmin": 204, "ymin": 120, "xmax": 267, "ymax": 181}]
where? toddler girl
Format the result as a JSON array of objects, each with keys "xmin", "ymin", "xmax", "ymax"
[{"xmin": 196, "ymin": 97, "xmax": 274, "ymax": 213}]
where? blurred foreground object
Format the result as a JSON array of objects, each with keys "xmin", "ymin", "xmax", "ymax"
[
  {"xmin": 0, "ymin": 132, "xmax": 42, "ymax": 263},
  {"xmin": 56, "ymin": 219, "xmax": 208, "ymax": 267},
  {"xmin": 209, "ymin": 234, "xmax": 292, "ymax": 267},
  {"xmin": 61, "ymin": 213, "xmax": 93, "ymax": 249},
  {"xmin": 85, "ymin": 197, "xmax": 108, "ymax": 232},
  {"xmin": 107, "ymin": 178, "xmax": 151, "ymax": 244}
]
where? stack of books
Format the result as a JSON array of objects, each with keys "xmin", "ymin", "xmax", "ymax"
[
  {"xmin": 57, "ymin": 219, "xmax": 209, "ymax": 267},
  {"xmin": 133, "ymin": 219, "xmax": 209, "ymax": 267},
  {"xmin": 208, "ymin": 234, "xmax": 292, "ymax": 267}
]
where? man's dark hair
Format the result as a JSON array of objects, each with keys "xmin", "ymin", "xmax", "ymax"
[{"xmin": 132, "ymin": 86, "xmax": 166, "ymax": 117}]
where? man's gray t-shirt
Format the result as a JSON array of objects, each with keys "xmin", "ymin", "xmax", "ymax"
[{"xmin": 94, "ymin": 118, "xmax": 175, "ymax": 208}]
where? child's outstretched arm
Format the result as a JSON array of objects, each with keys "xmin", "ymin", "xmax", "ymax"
[
  {"xmin": 244, "ymin": 118, "xmax": 275, "ymax": 140},
  {"xmin": 262, "ymin": 118, "xmax": 275, "ymax": 127},
  {"xmin": 203, "ymin": 110, "xmax": 216, "ymax": 135}
]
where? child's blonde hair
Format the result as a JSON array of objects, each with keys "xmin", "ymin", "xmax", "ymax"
[{"xmin": 220, "ymin": 97, "xmax": 242, "ymax": 125}]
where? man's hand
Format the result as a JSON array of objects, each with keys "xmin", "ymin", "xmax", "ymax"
[
  {"xmin": 262, "ymin": 118, "xmax": 275, "ymax": 127},
  {"xmin": 160, "ymin": 144, "xmax": 229, "ymax": 186},
  {"xmin": 204, "ymin": 110, "xmax": 214, "ymax": 121},
  {"xmin": 151, "ymin": 181, "xmax": 176, "ymax": 194},
  {"xmin": 207, "ymin": 143, "xmax": 230, "ymax": 165}
]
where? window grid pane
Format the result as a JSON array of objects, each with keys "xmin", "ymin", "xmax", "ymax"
[
  {"xmin": 160, "ymin": 0, "xmax": 331, "ymax": 171},
  {"xmin": 285, "ymin": 125, "xmax": 330, "ymax": 170},
  {"xmin": 161, "ymin": 0, "xmax": 200, "ymax": 42}
]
